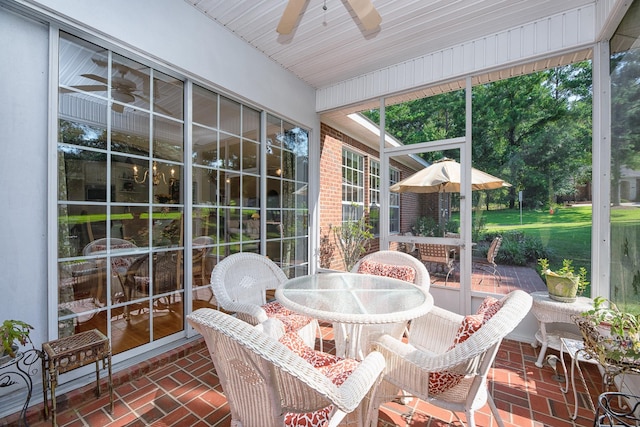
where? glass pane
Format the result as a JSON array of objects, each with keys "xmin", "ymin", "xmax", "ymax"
[
  {"xmin": 152, "ymin": 162, "xmax": 181, "ymax": 204},
  {"xmin": 242, "ymin": 175, "xmax": 259, "ymax": 207},
  {"xmin": 153, "ymin": 115, "xmax": 183, "ymax": 162},
  {"xmin": 58, "ymin": 100, "xmax": 107, "ymax": 149},
  {"xmin": 58, "ymin": 148, "xmax": 108, "ymax": 202},
  {"xmin": 267, "ymin": 147, "xmax": 282, "ymax": 177},
  {"xmin": 282, "ymin": 181, "xmax": 296, "ymax": 209},
  {"xmin": 153, "ymin": 69, "xmax": 183, "ymax": 119},
  {"xmin": 152, "ymin": 208, "xmax": 182, "ymax": 247},
  {"xmin": 112, "ymin": 53, "xmax": 150, "ymax": 112},
  {"xmin": 112, "ymin": 155, "xmax": 150, "ymax": 203},
  {"xmin": 153, "ymin": 292, "xmax": 183, "ymax": 339},
  {"xmin": 242, "ymin": 209, "xmax": 260, "ymax": 241},
  {"xmin": 282, "ymin": 150, "xmax": 295, "ymax": 180},
  {"xmin": 267, "ymin": 114, "xmax": 282, "ymax": 147},
  {"xmin": 242, "ymin": 105, "xmax": 260, "ymax": 141},
  {"xmin": 243, "ymin": 140, "xmax": 259, "ymax": 171},
  {"xmin": 220, "ymin": 96, "xmax": 241, "ymax": 135},
  {"xmin": 58, "ymin": 258, "xmax": 102, "ymax": 306},
  {"xmin": 192, "ymin": 125, "xmax": 219, "ymax": 167},
  {"xmin": 220, "ymin": 135, "xmax": 240, "ymax": 170},
  {"xmin": 266, "ymin": 240, "xmax": 282, "ymax": 263},
  {"xmin": 59, "ymin": 204, "xmax": 106, "ymax": 257},
  {"xmin": 153, "ymin": 250, "xmax": 184, "ymax": 295},
  {"xmin": 59, "ymin": 32, "xmax": 108, "ymax": 94},
  {"xmin": 192, "ymin": 166, "xmax": 218, "ymax": 206},
  {"xmin": 193, "ymin": 84, "xmax": 218, "ymax": 128},
  {"xmin": 111, "ymin": 108, "xmax": 150, "ymax": 156},
  {"xmin": 193, "ymin": 207, "xmax": 219, "ymax": 239},
  {"xmin": 610, "ymin": 1, "xmax": 640, "ymax": 310},
  {"xmin": 119, "ymin": 206, "xmax": 150, "ymax": 248}
]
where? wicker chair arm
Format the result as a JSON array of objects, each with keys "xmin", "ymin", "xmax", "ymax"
[
  {"xmin": 224, "ymin": 302, "xmax": 269, "ymax": 325},
  {"xmin": 334, "ymin": 351, "xmax": 385, "ymax": 413},
  {"xmin": 373, "ymin": 334, "xmax": 476, "ymax": 374},
  {"xmin": 408, "ymin": 306, "xmax": 463, "ymax": 353}
]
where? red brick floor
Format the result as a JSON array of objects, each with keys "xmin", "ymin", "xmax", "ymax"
[
  {"xmin": 3, "ymin": 320, "xmax": 606, "ymax": 427},
  {"xmin": 2, "ymin": 266, "xmax": 596, "ymax": 427}
]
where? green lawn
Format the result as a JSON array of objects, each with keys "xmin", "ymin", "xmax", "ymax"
[
  {"xmin": 477, "ymin": 206, "xmax": 593, "ymax": 267},
  {"xmin": 457, "ymin": 204, "xmax": 640, "ymax": 275}
]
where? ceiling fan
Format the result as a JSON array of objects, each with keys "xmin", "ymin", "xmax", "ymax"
[
  {"xmin": 65, "ymin": 69, "xmax": 173, "ymax": 116},
  {"xmin": 276, "ymin": 0, "xmax": 381, "ymax": 35},
  {"xmin": 78, "ymin": 73, "xmax": 140, "ymax": 113}
]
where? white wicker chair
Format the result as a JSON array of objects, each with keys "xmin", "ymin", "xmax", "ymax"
[
  {"xmin": 187, "ymin": 308, "xmax": 385, "ymax": 427},
  {"xmin": 350, "ymin": 250, "xmax": 431, "ymax": 352},
  {"xmin": 351, "ymin": 250, "xmax": 431, "ymax": 289},
  {"xmin": 369, "ymin": 290, "xmax": 533, "ymax": 427},
  {"xmin": 210, "ymin": 252, "xmax": 319, "ymax": 349}
]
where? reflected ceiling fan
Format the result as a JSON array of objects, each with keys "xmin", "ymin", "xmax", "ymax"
[
  {"xmin": 276, "ymin": 0, "xmax": 381, "ymax": 35},
  {"xmin": 78, "ymin": 73, "xmax": 142, "ymax": 113},
  {"xmin": 64, "ymin": 60, "xmax": 173, "ymax": 115}
]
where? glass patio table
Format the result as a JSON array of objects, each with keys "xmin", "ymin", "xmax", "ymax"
[{"xmin": 276, "ymin": 272, "xmax": 433, "ymax": 360}]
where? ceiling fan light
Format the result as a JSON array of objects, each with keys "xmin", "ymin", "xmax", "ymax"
[{"xmin": 113, "ymin": 91, "xmax": 135, "ymax": 103}]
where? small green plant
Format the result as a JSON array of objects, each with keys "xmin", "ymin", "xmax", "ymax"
[
  {"xmin": 413, "ymin": 216, "xmax": 457, "ymax": 237},
  {"xmin": 319, "ymin": 227, "xmax": 335, "ymax": 269},
  {"xmin": 580, "ymin": 297, "xmax": 640, "ymax": 363},
  {"xmin": 538, "ymin": 258, "xmax": 589, "ymax": 296},
  {"xmin": 1, "ymin": 320, "xmax": 34, "ymax": 358},
  {"xmin": 331, "ymin": 214, "xmax": 373, "ymax": 271}
]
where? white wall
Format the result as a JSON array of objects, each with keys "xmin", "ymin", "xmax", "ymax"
[
  {"xmin": 0, "ymin": 1, "xmax": 320, "ymax": 416},
  {"xmin": 0, "ymin": 0, "xmax": 319, "ymax": 343},
  {"xmin": 0, "ymin": 6, "xmax": 50, "ymax": 347}
]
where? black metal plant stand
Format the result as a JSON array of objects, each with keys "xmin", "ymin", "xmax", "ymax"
[
  {"xmin": 594, "ymin": 392, "xmax": 640, "ymax": 426},
  {"xmin": 0, "ymin": 348, "xmax": 44, "ymax": 427}
]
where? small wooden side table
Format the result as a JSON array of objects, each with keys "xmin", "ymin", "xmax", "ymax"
[{"xmin": 42, "ymin": 329, "xmax": 113, "ymax": 426}]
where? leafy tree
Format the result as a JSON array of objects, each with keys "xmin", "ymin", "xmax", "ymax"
[
  {"xmin": 611, "ymin": 49, "xmax": 640, "ymax": 205},
  {"xmin": 364, "ymin": 62, "xmax": 593, "ymax": 210}
]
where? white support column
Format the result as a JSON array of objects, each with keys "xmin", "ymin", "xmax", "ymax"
[
  {"xmin": 379, "ymin": 98, "xmax": 389, "ymax": 250},
  {"xmin": 591, "ymin": 40, "xmax": 611, "ymax": 298}
]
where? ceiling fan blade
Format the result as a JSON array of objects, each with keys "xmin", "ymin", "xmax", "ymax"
[
  {"xmin": 136, "ymin": 94, "xmax": 174, "ymax": 116},
  {"xmin": 71, "ymin": 85, "xmax": 108, "ymax": 92},
  {"xmin": 276, "ymin": 0, "xmax": 307, "ymax": 35},
  {"xmin": 346, "ymin": 0, "xmax": 381, "ymax": 31},
  {"xmin": 81, "ymin": 73, "xmax": 109, "ymax": 84},
  {"xmin": 111, "ymin": 102, "xmax": 125, "ymax": 113},
  {"xmin": 60, "ymin": 85, "xmax": 108, "ymax": 93}
]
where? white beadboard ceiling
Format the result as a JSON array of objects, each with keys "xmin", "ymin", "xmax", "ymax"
[
  {"xmin": 186, "ymin": 0, "xmax": 596, "ymax": 91},
  {"xmin": 186, "ymin": 0, "xmax": 601, "ymax": 150}
]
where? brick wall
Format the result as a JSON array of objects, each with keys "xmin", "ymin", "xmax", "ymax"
[{"xmin": 319, "ymin": 123, "xmax": 432, "ymax": 270}]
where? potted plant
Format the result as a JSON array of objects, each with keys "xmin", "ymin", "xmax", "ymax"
[
  {"xmin": 538, "ymin": 258, "xmax": 589, "ymax": 303},
  {"xmin": 577, "ymin": 297, "xmax": 640, "ymax": 366},
  {"xmin": 0, "ymin": 319, "xmax": 34, "ymax": 362}
]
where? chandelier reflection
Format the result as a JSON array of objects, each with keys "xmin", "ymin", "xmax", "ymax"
[{"xmin": 133, "ymin": 161, "xmax": 175, "ymax": 186}]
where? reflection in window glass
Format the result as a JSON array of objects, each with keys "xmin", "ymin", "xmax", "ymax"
[
  {"xmin": 57, "ymin": 32, "xmax": 184, "ymax": 353},
  {"xmin": 610, "ymin": 1, "xmax": 640, "ymax": 310}
]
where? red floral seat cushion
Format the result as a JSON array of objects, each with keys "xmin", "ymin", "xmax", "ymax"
[
  {"xmin": 428, "ymin": 296, "xmax": 504, "ymax": 395},
  {"xmin": 279, "ymin": 333, "xmax": 360, "ymax": 426},
  {"xmin": 476, "ymin": 296, "xmax": 503, "ymax": 321},
  {"xmin": 357, "ymin": 259, "xmax": 416, "ymax": 283},
  {"xmin": 279, "ymin": 332, "xmax": 340, "ymax": 368},
  {"xmin": 428, "ymin": 313, "xmax": 484, "ymax": 395},
  {"xmin": 262, "ymin": 301, "xmax": 314, "ymax": 333}
]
